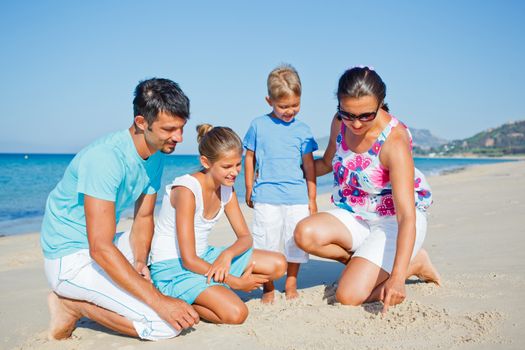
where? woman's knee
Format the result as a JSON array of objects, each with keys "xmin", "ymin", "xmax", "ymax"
[{"xmin": 335, "ymin": 285, "xmax": 370, "ymax": 306}]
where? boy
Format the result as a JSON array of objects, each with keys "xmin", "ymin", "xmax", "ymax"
[{"xmin": 243, "ymin": 64, "xmax": 317, "ymax": 303}]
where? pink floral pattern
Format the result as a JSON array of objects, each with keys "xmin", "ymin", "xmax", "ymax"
[
  {"xmin": 346, "ymin": 154, "xmax": 372, "ymax": 171},
  {"xmin": 331, "ymin": 116, "xmax": 432, "ymax": 221}
]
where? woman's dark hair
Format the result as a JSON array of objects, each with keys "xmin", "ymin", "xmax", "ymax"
[
  {"xmin": 133, "ymin": 78, "xmax": 190, "ymax": 124},
  {"xmin": 337, "ymin": 67, "xmax": 389, "ymax": 112}
]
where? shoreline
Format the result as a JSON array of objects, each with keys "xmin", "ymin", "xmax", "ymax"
[
  {"xmin": 1, "ymin": 157, "xmax": 522, "ymax": 237},
  {"xmin": 1, "ymin": 160, "xmax": 524, "ymax": 349}
]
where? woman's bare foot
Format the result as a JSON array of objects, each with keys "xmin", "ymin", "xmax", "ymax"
[
  {"xmin": 47, "ymin": 292, "xmax": 81, "ymax": 340},
  {"xmin": 285, "ymin": 277, "xmax": 299, "ymax": 300},
  {"xmin": 409, "ymin": 249, "xmax": 441, "ymax": 286},
  {"xmin": 261, "ymin": 282, "xmax": 275, "ymax": 304}
]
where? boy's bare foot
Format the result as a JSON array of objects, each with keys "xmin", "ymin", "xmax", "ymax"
[
  {"xmin": 285, "ymin": 288, "xmax": 299, "ymax": 300},
  {"xmin": 261, "ymin": 290, "xmax": 275, "ymax": 304},
  {"xmin": 47, "ymin": 292, "xmax": 81, "ymax": 340},
  {"xmin": 261, "ymin": 281, "xmax": 275, "ymax": 304},
  {"xmin": 410, "ymin": 249, "xmax": 441, "ymax": 286},
  {"xmin": 285, "ymin": 277, "xmax": 299, "ymax": 300}
]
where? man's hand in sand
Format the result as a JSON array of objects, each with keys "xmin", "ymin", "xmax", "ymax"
[
  {"xmin": 154, "ymin": 295, "xmax": 200, "ymax": 331},
  {"xmin": 380, "ymin": 276, "xmax": 406, "ymax": 313}
]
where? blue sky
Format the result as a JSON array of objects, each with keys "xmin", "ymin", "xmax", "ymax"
[{"xmin": 2, "ymin": 0, "xmax": 524, "ymax": 154}]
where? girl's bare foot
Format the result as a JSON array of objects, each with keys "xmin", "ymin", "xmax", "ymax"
[
  {"xmin": 410, "ymin": 249, "xmax": 441, "ymax": 286},
  {"xmin": 47, "ymin": 292, "xmax": 81, "ymax": 340}
]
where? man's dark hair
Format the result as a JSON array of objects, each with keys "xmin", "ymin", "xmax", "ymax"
[{"xmin": 133, "ymin": 78, "xmax": 190, "ymax": 124}]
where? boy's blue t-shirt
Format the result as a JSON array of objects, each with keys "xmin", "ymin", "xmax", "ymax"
[
  {"xmin": 243, "ymin": 114, "xmax": 318, "ymax": 205},
  {"xmin": 41, "ymin": 129, "xmax": 165, "ymax": 259}
]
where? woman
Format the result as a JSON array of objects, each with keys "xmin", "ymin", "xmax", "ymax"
[{"xmin": 294, "ymin": 67, "xmax": 440, "ymax": 312}]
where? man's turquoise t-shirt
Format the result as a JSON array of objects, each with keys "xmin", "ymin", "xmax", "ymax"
[{"xmin": 41, "ymin": 129, "xmax": 165, "ymax": 259}]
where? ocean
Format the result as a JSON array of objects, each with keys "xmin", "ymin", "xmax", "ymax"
[{"xmin": 0, "ymin": 153, "xmax": 513, "ymax": 235}]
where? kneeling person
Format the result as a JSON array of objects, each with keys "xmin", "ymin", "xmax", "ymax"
[{"xmin": 41, "ymin": 78, "xmax": 199, "ymax": 340}]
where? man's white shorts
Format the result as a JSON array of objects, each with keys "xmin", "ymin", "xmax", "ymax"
[
  {"xmin": 44, "ymin": 231, "xmax": 179, "ymax": 340},
  {"xmin": 252, "ymin": 203, "xmax": 309, "ymax": 263},
  {"xmin": 325, "ymin": 208, "xmax": 427, "ymax": 273}
]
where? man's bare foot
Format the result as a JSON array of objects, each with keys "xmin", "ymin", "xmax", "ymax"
[
  {"xmin": 410, "ymin": 249, "xmax": 441, "ymax": 286},
  {"xmin": 285, "ymin": 277, "xmax": 299, "ymax": 300},
  {"xmin": 47, "ymin": 292, "xmax": 81, "ymax": 340}
]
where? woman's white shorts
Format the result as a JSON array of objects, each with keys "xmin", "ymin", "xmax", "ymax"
[{"xmin": 325, "ymin": 209, "xmax": 427, "ymax": 273}]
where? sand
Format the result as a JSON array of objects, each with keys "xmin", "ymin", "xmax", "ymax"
[{"xmin": 1, "ymin": 160, "xmax": 524, "ymax": 349}]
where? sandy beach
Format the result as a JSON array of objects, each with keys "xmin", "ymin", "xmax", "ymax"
[{"xmin": 2, "ymin": 160, "xmax": 524, "ymax": 350}]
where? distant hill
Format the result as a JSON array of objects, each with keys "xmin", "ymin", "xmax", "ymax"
[
  {"xmin": 436, "ymin": 120, "xmax": 525, "ymax": 156},
  {"xmin": 315, "ymin": 127, "xmax": 446, "ymax": 151},
  {"xmin": 410, "ymin": 128, "xmax": 448, "ymax": 149}
]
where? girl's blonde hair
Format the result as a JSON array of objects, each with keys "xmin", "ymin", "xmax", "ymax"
[
  {"xmin": 267, "ymin": 64, "xmax": 302, "ymax": 100},
  {"xmin": 196, "ymin": 123, "xmax": 242, "ymax": 163}
]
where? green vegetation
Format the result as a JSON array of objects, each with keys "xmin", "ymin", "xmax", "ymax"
[{"xmin": 415, "ymin": 120, "xmax": 525, "ymax": 157}]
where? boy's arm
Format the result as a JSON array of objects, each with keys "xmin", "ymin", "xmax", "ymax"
[
  {"xmin": 129, "ymin": 192, "xmax": 157, "ymax": 279},
  {"xmin": 244, "ymin": 149, "xmax": 256, "ymax": 208},
  {"xmin": 302, "ymin": 152, "xmax": 317, "ymax": 214}
]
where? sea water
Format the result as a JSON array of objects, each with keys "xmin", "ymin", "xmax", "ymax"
[{"xmin": 0, "ymin": 153, "xmax": 513, "ymax": 235}]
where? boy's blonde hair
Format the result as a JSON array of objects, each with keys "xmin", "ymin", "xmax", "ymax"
[{"xmin": 267, "ymin": 64, "xmax": 302, "ymax": 100}]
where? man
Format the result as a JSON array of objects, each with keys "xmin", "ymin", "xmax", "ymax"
[{"xmin": 41, "ymin": 78, "xmax": 200, "ymax": 340}]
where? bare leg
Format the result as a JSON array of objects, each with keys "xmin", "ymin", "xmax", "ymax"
[
  {"xmin": 48, "ymin": 292, "xmax": 137, "ymax": 340},
  {"xmin": 261, "ymin": 281, "xmax": 275, "ymax": 304},
  {"xmin": 294, "ymin": 213, "xmax": 354, "ymax": 264},
  {"xmin": 407, "ymin": 248, "xmax": 441, "ymax": 285},
  {"xmin": 337, "ymin": 250, "xmax": 441, "ymax": 306},
  {"xmin": 248, "ymin": 249, "xmax": 287, "ymax": 304},
  {"xmin": 285, "ymin": 263, "xmax": 300, "ymax": 299},
  {"xmin": 193, "ymin": 286, "xmax": 248, "ymax": 324}
]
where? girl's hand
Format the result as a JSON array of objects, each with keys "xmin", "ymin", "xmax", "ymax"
[
  {"xmin": 308, "ymin": 199, "xmax": 318, "ymax": 215},
  {"xmin": 380, "ymin": 275, "xmax": 406, "ymax": 313},
  {"xmin": 134, "ymin": 261, "xmax": 151, "ymax": 282},
  {"xmin": 205, "ymin": 251, "xmax": 233, "ymax": 284},
  {"xmin": 236, "ymin": 263, "xmax": 269, "ymax": 292}
]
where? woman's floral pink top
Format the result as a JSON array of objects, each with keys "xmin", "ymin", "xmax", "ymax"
[{"xmin": 331, "ymin": 116, "xmax": 432, "ymax": 221}]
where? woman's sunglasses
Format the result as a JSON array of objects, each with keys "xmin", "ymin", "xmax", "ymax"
[{"xmin": 337, "ymin": 102, "xmax": 382, "ymax": 122}]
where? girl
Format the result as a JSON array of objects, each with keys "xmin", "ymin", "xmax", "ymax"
[
  {"xmin": 294, "ymin": 67, "xmax": 440, "ymax": 313},
  {"xmin": 150, "ymin": 124, "xmax": 286, "ymax": 324}
]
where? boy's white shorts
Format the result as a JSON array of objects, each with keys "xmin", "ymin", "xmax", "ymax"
[
  {"xmin": 252, "ymin": 203, "xmax": 309, "ymax": 263},
  {"xmin": 44, "ymin": 231, "xmax": 179, "ymax": 341}
]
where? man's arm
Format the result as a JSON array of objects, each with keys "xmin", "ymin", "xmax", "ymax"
[
  {"xmin": 129, "ymin": 193, "xmax": 156, "ymax": 279},
  {"xmin": 85, "ymin": 195, "xmax": 199, "ymax": 331}
]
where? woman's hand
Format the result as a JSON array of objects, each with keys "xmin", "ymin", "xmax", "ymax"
[
  {"xmin": 205, "ymin": 250, "xmax": 233, "ymax": 284},
  {"xmin": 380, "ymin": 275, "xmax": 406, "ymax": 313}
]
